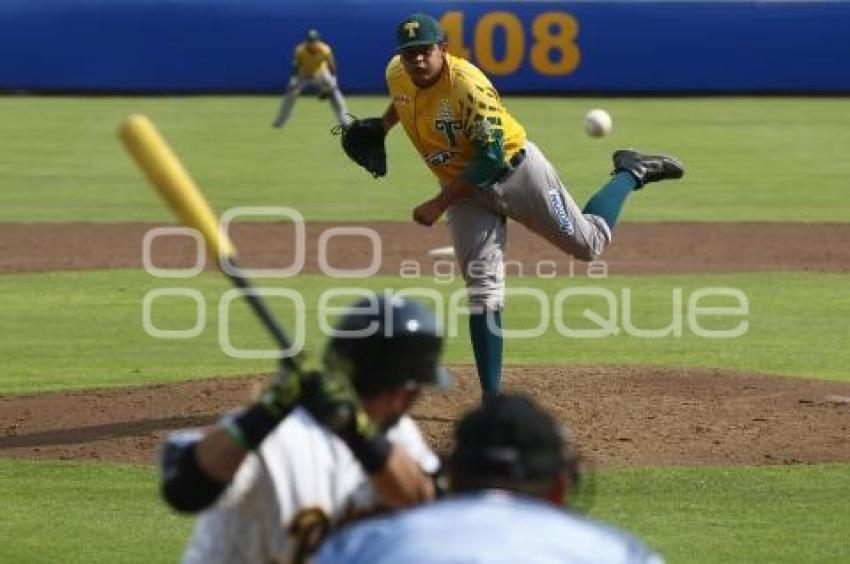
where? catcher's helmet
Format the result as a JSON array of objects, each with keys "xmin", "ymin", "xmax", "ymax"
[{"xmin": 323, "ymin": 293, "xmax": 450, "ymax": 398}]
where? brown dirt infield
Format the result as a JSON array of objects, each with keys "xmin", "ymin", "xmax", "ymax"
[
  {"xmin": 3, "ymin": 221, "xmax": 850, "ymax": 275},
  {"xmin": 1, "ymin": 221, "xmax": 849, "ymax": 468},
  {"xmin": 1, "ymin": 367, "xmax": 848, "ymax": 467}
]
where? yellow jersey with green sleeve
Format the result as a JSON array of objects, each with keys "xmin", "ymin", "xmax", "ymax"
[
  {"xmin": 293, "ymin": 41, "xmax": 335, "ymax": 78},
  {"xmin": 386, "ymin": 53, "xmax": 526, "ymax": 188}
]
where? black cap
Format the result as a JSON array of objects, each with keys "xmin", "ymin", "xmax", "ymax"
[
  {"xmin": 306, "ymin": 29, "xmax": 321, "ymax": 42},
  {"xmin": 450, "ymin": 394, "xmax": 571, "ymax": 482}
]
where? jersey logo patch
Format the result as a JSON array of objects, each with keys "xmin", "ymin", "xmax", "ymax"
[
  {"xmin": 435, "ymin": 99, "xmax": 462, "ymax": 147},
  {"xmin": 470, "ymin": 118, "xmax": 494, "ymax": 142},
  {"xmin": 438, "ymin": 99, "xmax": 453, "ymax": 120},
  {"xmin": 426, "ymin": 150, "xmax": 454, "ymax": 165},
  {"xmin": 547, "ymin": 189, "xmax": 575, "ymax": 235},
  {"xmin": 393, "ymin": 94, "xmax": 410, "ymax": 105}
]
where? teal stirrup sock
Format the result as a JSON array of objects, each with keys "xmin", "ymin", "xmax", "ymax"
[
  {"xmin": 582, "ymin": 172, "xmax": 637, "ymax": 230},
  {"xmin": 470, "ymin": 310, "xmax": 503, "ymax": 398}
]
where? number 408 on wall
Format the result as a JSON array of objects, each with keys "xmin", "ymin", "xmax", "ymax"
[{"xmin": 439, "ymin": 10, "xmax": 581, "ymax": 76}]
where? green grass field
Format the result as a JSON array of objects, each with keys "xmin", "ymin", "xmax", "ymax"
[
  {"xmin": 2, "ymin": 459, "xmax": 847, "ymax": 564},
  {"xmin": 1, "ymin": 270, "xmax": 849, "ymax": 394},
  {"xmin": 2, "ymin": 96, "xmax": 848, "ymax": 562},
  {"xmin": 0, "ymin": 459, "xmax": 192, "ymax": 564},
  {"xmin": 0, "ymin": 96, "xmax": 849, "ymax": 222},
  {"xmin": 593, "ymin": 464, "xmax": 850, "ymax": 563}
]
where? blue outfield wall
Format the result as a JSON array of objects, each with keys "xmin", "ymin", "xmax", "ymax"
[{"xmin": 1, "ymin": 1, "xmax": 849, "ymax": 93}]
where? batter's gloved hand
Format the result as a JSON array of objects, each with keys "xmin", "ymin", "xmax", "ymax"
[
  {"xmin": 221, "ymin": 367, "xmax": 303, "ymax": 451},
  {"xmin": 258, "ymin": 368, "xmax": 303, "ymax": 418},
  {"xmin": 333, "ymin": 116, "xmax": 387, "ymax": 178},
  {"xmin": 301, "ymin": 369, "xmax": 392, "ymax": 474}
]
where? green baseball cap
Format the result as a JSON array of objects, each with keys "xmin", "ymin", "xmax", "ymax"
[{"xmin": 396, "ymin": 13, "xmax": 445, "ymax": 52}]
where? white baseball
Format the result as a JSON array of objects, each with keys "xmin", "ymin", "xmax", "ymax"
[{"xmin": 584, "ymin": 109, "xmax": 613, "ymax": 138}]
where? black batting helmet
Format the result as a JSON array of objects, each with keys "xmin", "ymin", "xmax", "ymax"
[{"xmin": 323, "ymin": 293, "xmax": 451, "ymax": 398}]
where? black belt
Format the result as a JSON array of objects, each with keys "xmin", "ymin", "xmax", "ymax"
[{"xmin": 495, "ymin": 148, "xmax": 527, "ymax": 183}]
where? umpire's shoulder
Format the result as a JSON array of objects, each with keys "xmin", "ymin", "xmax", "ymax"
[{"xmin": 315, "ymin": 511, "xmax": 397, "ymax": 564}]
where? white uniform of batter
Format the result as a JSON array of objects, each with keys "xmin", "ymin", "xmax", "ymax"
[{"xmin": 181, "ymin": 407, "xmax": 438, "ymax": 564}]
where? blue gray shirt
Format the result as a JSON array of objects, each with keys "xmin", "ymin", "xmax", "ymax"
[{"xmin": 316, "ymin": 490, "xmax": 664, "ymax": 564}]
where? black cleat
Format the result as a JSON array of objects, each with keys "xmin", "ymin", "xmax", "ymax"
[{"xmin": 613, "ymin": 149, "xmax": 685, "ymax": 189}]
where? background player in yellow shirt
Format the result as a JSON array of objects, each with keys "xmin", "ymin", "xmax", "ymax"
[
  {"xmin": 350, "ymin": 14, "xmax": 684, "ymax": 399},
  {"xmin": 272, "ymin": 29, "xmax": 350, "ymax": 129}
]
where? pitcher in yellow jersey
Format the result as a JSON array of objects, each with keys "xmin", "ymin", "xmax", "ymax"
[
  {"xmin": 378, "ymin": 14, "xmax": 684, "ymax": 399},
  {"xmin": 272, "ymin": 29, "xmax": 350, "ymax": 129}
]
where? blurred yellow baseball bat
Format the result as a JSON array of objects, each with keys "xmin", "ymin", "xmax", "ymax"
[
  {"xmin": 119, "ymin": 114, "xmax": 300, "ymax": 368},
  {"xmin": 119, "ymin": 114, "xmax": 236, "ymax": 260}
]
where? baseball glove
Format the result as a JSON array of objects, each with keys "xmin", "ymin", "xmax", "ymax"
[{"xmin": 333, "ymin": 117, "xmax": 387, "ymax": 178}]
